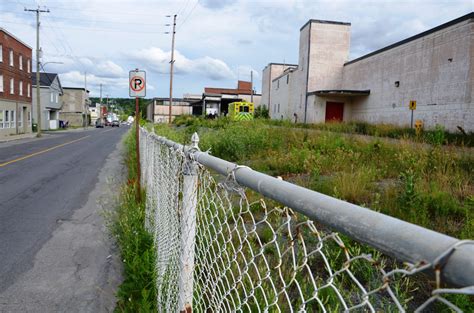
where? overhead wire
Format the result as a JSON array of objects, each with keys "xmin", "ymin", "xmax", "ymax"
[{"xmin": 177, "ymin": 0, "xmax": 199, "ymax": 31}]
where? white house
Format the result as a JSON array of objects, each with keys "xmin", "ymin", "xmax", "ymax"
[{"xmin": 32, "ymin": 72, "xmax": 63, "ymax": 130}]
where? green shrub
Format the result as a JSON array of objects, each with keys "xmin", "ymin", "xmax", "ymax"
[{"xmin": 254, "ymin": 105, "xmax": 270, "ymax": 119}]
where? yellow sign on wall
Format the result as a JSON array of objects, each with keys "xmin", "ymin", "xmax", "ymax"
[{"xmin": 409, "ymin": 100, "xmax": 417, "ymax": 110}]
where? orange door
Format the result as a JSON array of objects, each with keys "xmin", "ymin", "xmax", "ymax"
[{"xmin": 325, "ymin": 102, "xmax": 344, "ymax": 122}]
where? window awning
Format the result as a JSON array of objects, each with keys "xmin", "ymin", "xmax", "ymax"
[{"xmin": 309, "ymin": 89, "xmax": 370, "ymax": 96}]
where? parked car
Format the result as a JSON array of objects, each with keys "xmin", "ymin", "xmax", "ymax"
[
  {"xmin": 105, "ymin": 120, "xmax": 112, "ymax": 126},
  {"xmin": 95, "ymin": 119, "xmax": 104, "ymax": 128},
  {"xmin": 111, "ymin": 120, "xmax": 120, "ymax": 127}
]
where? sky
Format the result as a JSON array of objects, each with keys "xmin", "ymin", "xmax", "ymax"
[{"xmin": 0, "ymin": 0, "xmax": 472, "ymax": 99}]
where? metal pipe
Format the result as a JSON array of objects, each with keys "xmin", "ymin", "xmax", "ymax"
[{"xmin": 148, "ymin": 130, "xmax": 474, "ymax": 288}]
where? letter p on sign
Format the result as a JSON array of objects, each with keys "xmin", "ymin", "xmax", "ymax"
[{"xmin": 129, "ymin": 70, "xmax": 146, "ymax": 98}]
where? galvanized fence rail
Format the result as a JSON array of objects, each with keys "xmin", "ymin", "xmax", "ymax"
[{"xmin": 139, "ymin": 127, "xmax": 474, "ymax": 312}]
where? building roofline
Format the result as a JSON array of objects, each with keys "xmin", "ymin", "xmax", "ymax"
[
  {"xmin": 265, "ymin": 62, "xmax": 298, "ymax": 68},
  {"xmin": 345, "ymin": 12, "xmax": 474, "ymax": 66},
  {"xmin": 271, "ymin": 69, "xmax": 296, "ymax": 82},
  {"xmin": 63, "ymin": 87, "xmax": 89, "ymax": 92},
  {"xmin": 153, "ymin": 97, "xmax": 194, "ymax": 102},
  {"xmin": 0, "ymin": 28, "xmax": 33, "ymax": 50},
  {"xmin": 300, "ymin": 19, "xmax": 351, "ymax": 31},
  {"xmin": 308, "ymin": 89, "xmax": 370, "ymax": 96}
]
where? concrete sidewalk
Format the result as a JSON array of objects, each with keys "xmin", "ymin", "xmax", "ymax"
[{"xmin": 0, "ymin": 132, "xmax": 37, "ymax": 143}]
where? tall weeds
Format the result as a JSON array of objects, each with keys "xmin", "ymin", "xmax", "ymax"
[{"xmin": 108, "ymin": 129, "xmax": 156, "ymax": 312}]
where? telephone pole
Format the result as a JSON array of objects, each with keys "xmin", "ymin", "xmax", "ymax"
[
  {"xmin": 84, "ymin": 71, "xmax": 87, "ymax": 129},
  {"xmin": 25, "ymin": 6, "xmax": 49, "ymax": 137},
  {"xmin": 250, "ymin": 70, "xmax": 254, "ymax": 103},
  {"xmin": 168, "ymin": 14, "xmax": 177, "ymax": 124}
]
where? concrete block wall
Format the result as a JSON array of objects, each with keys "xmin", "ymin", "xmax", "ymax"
[
  {"xmin": 342, "ymin": 16, "xmax": 473, "ymax": 131},
  {"xmin": 59, "ymin": 112, "xmax": 83, "ymax": 127}
]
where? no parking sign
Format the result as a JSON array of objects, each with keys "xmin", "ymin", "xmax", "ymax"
[{"xmin": 129, "ymin": 70, "xmax": 146, "ymax": 98}]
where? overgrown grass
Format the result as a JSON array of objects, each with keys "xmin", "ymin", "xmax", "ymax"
[
  {"xmin": 265, "ymin": 119, "xmax": 474, "ymax": 147},
  {"xmin": 153, "ymin": 117, "xmax": 473, "ymax": 310},
  {"xmin": 107, "ymin": 128, "xmax": 156, "ymax": 312},
  {"xmin": 156, "ymin": 117, "xmax": 473, "ymax": 239}
]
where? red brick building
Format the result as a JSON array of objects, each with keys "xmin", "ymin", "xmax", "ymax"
[
  {"xmin": 204, "ymin": 80, "xmax": 253, "ymax": 96},
  {"xmin": 192, "ymin": 80, "xmax": 261, "ymax": 116},
  {"xmin": 0, "ymin": 28, "xmax": 33, "ymax": 138}
]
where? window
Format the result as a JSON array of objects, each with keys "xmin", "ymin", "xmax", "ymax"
[
  {"xmin": 278, "ymin": 103, "xmax": 280, "ymax": 113},
  {"xmin": 28, "ymin": 111, "xmax": 31, "ymax": 126},
  {"xmin": 51, "ymin": 92, "xmax": 54, "ymax": 102},
  {"xmin": 27, "ymin": 59, "xmax": 30, "ymax": 73},
  {"xmin": 19, "ymin": 80, "xmax": 23, "ymax": 96},
  {"xmin": 277, "ymin": 80, "xmax": 279, "ymax": 89},
  {"xmin": 55, "ymin": 93, "xmax": 58, "ymax": 103},
  {"xmin": 5, "ymin": 110, "xmax": 9, "ymax": 128},
  {"xmin": 0, "ymin": 45, "xmax": 2, "ymax": 63},
  {"xmin": 19, "ymin": 55, "xmax": 23, "ymax": 70},
  {"xmin": 19, "ymin": 109, "xmax": 23, "ymax": 128},
  {"xmin": 287, "ymin": 75, "xmax": 289, "ymax": 84},
  {"xmin": 27, "ymin": 83, "xmax": 31, "ymax": 97},
  {"xmin": 0, "ymin": 110, "xmax": 3, "ymax": 128},
  {"xmin": 10, "ymin": 78, "xmax": 14, "ymax": 94},
  {"xmin": 10, "ymin": 110, "xmax": 15, "ymax": 128},
  {"xmin": 9, "ymin": 50, "xmax": 13, "ymax": 67},
  {"xmin": 0, "ymin": 74, "xmax": 3, "ymax": 92}
]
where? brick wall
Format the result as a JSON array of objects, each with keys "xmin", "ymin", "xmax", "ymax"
[{"xmin": 0, "ymin": 30, "xmax": 33, "ymax": 103}]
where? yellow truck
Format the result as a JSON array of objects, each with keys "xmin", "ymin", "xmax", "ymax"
[{"xmin": 228, "ymin": 101, "xmax": 254, "ymax": 121}]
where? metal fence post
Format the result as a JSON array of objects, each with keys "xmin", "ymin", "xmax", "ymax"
[{"xmin": 178, "ymin": 132, "xmax": 199, "ymax": 313}]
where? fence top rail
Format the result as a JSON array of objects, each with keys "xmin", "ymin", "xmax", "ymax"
[{"xmin": 142, "ymin": 128, "xmax": 474, "ymax": 288}]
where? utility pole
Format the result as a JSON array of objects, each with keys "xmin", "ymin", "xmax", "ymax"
[
  {"xmin": 84, "ymin": 71, "xmax": 87, "ymax": 129},
  {"xmin": 168, "ymin": 14, "xmax": 177, "ymax": 124},
  {"xmin": 250, "ymin": 70, "xmax": 254, "ymax": 103},
  {"xmin": 25, "ymin": 6, "xmax": 49, "ymax": 137},
  {"xmin": 99, "ymin": 83, "xmax": 102, "ymax": 104}
]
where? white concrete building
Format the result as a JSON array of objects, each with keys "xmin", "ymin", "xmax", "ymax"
[
  {"xmin": 262, "ymin": 13, "xmax": 474, "ymax": 131},
  {"xmin": 146, "ymin": 97, "xmax": 194, "ymax": 123}
]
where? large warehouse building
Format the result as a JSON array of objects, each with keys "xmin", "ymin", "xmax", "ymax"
[{"xmin": 261, "ymin": 13, "xmax": 474, "ymax": 132}]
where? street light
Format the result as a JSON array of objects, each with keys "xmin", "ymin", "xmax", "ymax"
[{"xmin": 41, "ymin": 61, "xmax": 64, "ymax": 68}]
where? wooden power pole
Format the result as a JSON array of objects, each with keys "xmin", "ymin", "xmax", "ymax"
[
  {"xmin": 168, "ymin": 14, "xmax": 177, "ymax": 124},
  {"xmin": 25, "ymin": 6, "xmax": 49, "ymax": 137}
]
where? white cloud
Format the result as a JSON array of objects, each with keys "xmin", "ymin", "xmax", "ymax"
[
  {"xmin": 127, "ymin": 47, "xmax": 235, "ymax": 80},
  {"xmin": 200, "ymin": 0, "xmax": 237, "ymax": 10},
  {"xmin": 97, "ymin": 61, "xmax": 125, "ymax": 78},
  {"xmin": 1, "ymin": 0, "xmax": 471, "ymax": 97}
]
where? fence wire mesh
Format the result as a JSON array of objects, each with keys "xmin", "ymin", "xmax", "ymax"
[{"xmin": 139, "ymin": 128, "xmax": 473, "ymax": 312}]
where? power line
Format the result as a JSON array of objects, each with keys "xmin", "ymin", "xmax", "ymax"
[
  {"xmin": 33, "ymin": 4, "xmax": 169, "ymax": 18},
  {"xmin": 177, "ymin": 0, "xmax": 199, "ymax": 31},
  {"xmin": 176, "ymin": 0, "xmax": 192, "ymax": 16},
  {"xmin": 8, "ymin": 10, "xmax": 171, "ymax": 27},
  {"xmin": 1, "ymin": 19, "xmax": 167, "ymax": 34}
]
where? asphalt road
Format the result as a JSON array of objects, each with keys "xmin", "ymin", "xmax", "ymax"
[{"xmin": 0, "ymin": 126, "xmax": 128, "ymax": 294}]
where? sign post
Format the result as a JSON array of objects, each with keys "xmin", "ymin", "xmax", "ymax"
[
  {"xmin": 409, "ymin": 100, "xmax": 416, "ymax": 129},
  {"xmin": 129, "ymin": 69, "xmax": 146, "ymax": 202}
]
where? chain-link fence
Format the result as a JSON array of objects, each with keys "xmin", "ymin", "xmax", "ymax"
[{"xmin": 139, "ymin": 128, "xmax": 474, "ymax": 312}]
